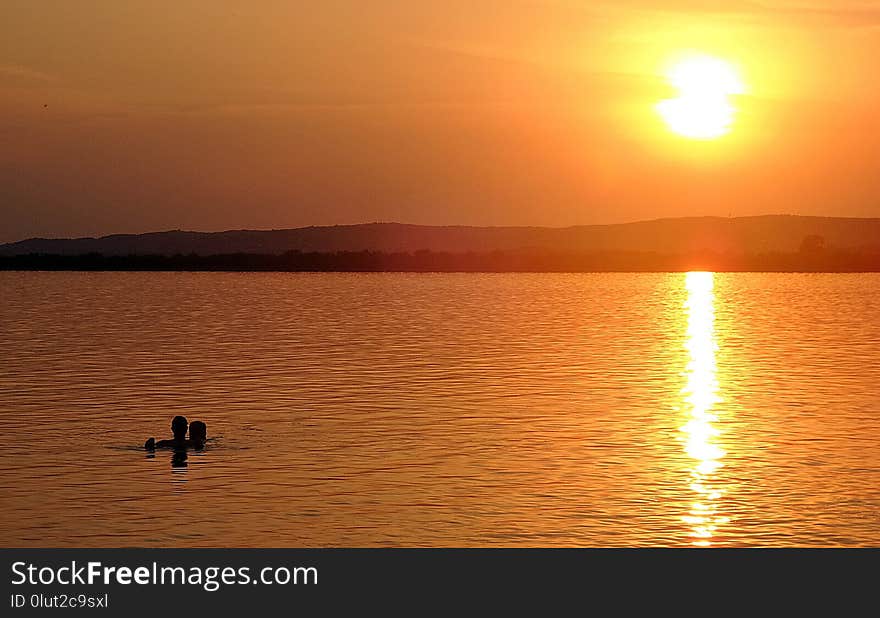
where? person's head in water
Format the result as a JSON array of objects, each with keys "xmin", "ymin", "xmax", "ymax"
[
  {"xmin": 171, "ymin": 416, "xmax": 188, "ymax": 441},
  {"xmin": 189, "ymin": 421, "xmax": 207, "ymax": 445}
]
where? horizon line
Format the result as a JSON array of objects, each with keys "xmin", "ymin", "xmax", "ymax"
[{"xmin": 5, "ymin": 213, "xmax": 880, "ymax": 246}]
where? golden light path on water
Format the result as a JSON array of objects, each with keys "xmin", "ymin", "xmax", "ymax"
[{"xmin": 681, "ymin": 272, "xmax": 728, "ymax": 546}]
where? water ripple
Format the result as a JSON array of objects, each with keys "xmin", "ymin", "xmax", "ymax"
[{"xmin": 1, "ymin": 272, "xmax": 879, "ymax": 546}]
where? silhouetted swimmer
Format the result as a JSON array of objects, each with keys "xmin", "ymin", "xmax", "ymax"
[
  {"xmin": 144, "ymin": 417, "xmax": 210, "ymax": 451},
  {"xmin": 144, "ymin": 415, "xmax": 188, "ymax": 450},
  {"xmin": 189, "ymin": 421, "xmax": 207, "ymax": 450}
]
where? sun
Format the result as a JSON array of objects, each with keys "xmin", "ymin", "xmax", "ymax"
[{"xmin": 656, "ymin": 54, "xmax": 745, "ymax": 140}]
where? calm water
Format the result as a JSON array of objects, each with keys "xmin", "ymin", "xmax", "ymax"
[{"xmin": 1, "ymin": 272, "xmax": 879, "ymax": 547}]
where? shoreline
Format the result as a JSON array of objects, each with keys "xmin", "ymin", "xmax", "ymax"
[{"xmin": 2, "ymin": 250, "xmax": 879, "ymax": 273}]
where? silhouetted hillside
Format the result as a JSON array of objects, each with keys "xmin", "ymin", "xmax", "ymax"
[{"xmin": 2, "ymin": 216, "xmax": 879, "ymax": 257}]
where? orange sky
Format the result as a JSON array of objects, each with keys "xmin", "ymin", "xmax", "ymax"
[{"xmin": 2, "ymin": 1, "xmax": 880, "ymax": 242}]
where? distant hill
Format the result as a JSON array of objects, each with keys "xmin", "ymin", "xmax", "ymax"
[{"xmin": 2, "ymin": 216, "xmax": 880, "ymax": 257}]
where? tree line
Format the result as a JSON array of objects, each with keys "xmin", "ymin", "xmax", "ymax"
[{"xmin": 2, "ymin": 247, "xmax": 879, "ymax": 272}]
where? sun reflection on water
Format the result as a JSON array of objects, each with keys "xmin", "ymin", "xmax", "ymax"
[{"xmin": 681, "ymin": 272, "xmax": 728, "ymax": 546}]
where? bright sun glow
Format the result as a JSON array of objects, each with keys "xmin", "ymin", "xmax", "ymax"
[{"xmin": 656, "ymin": 55, "xmax": 745, "ymax": 140}]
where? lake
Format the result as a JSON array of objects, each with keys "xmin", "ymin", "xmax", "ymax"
[{"xmin": 1, "ymin": 272, "xmax": 878, "ymax": 547}]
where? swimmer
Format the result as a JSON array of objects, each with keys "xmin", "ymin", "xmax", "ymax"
[
  {"xmin": 144, "ymin": 415, "xmax": 188, "ymax": 450},
  {"xmin": 188, "ymin": 420, "xmax": 207, "ymax": 450}
]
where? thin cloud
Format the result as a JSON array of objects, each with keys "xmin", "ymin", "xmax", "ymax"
[
  {"xmin": 0, "ymin": 64, "xmax": 55, "ymax": 83},
  {"xmin": 598, "ymin": 0, "xmax": 880, "ymax": 28}
]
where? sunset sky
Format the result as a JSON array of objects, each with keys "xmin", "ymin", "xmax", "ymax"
[{"xmin": 3, "ymin": 1, "xmax": 880, "ymax": 242}]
